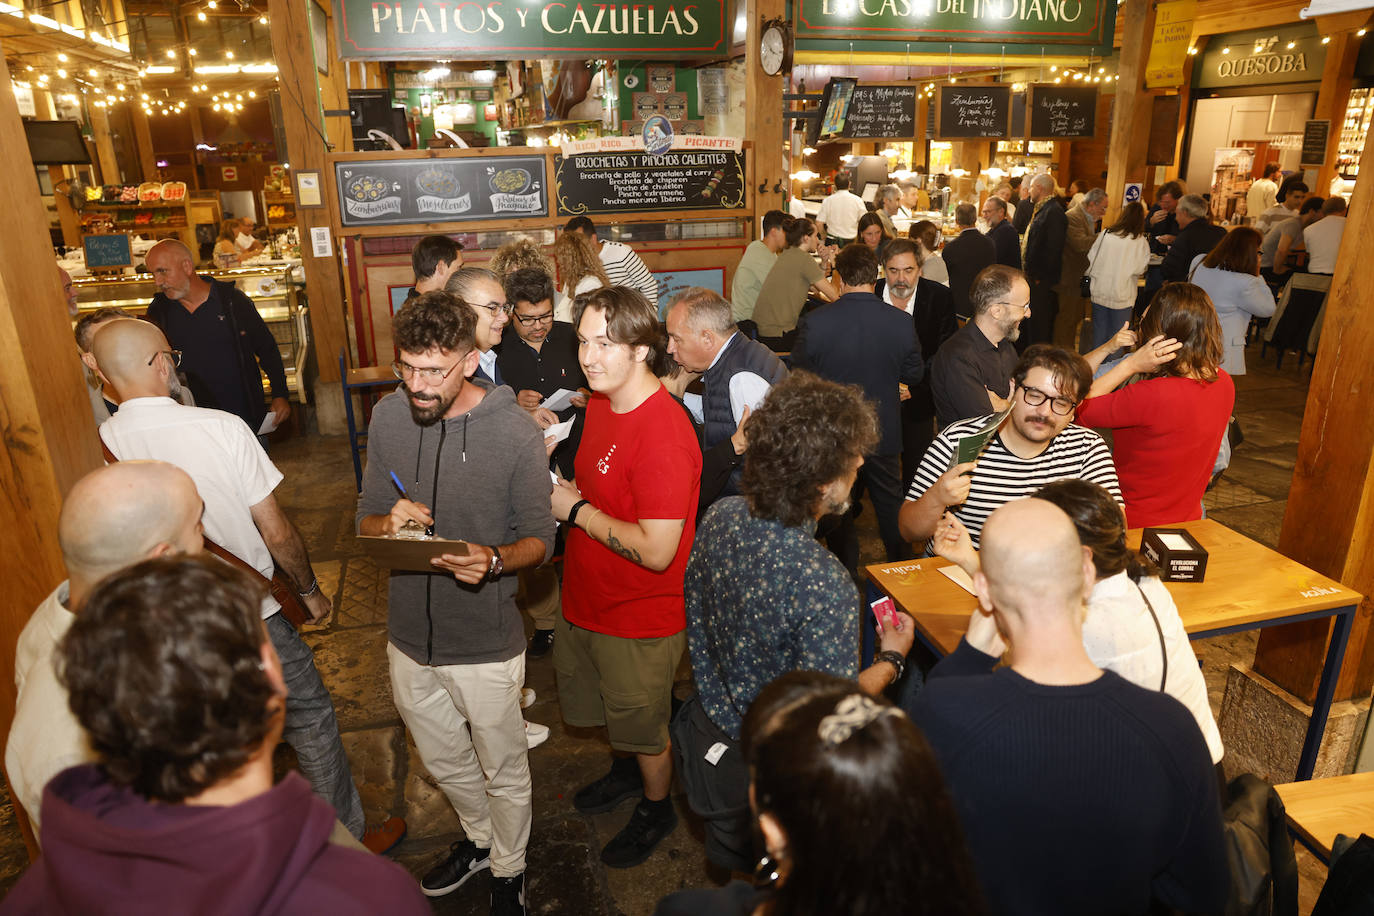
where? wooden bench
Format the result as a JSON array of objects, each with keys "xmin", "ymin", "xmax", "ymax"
[{"xmin": 1274, "ymin": 771, "xmax": 1374, "ymax": 863}]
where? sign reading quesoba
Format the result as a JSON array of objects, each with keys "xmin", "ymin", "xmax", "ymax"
[
  {"xmin": 793, "ymin": 0, "xmax": 1115, "ymax": 45},
  {"xmin": 334, "ymin": 0, "xmax": 730, "ymax": 59}
]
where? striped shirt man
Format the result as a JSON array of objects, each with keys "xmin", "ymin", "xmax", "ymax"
[
  {"xmin": 598, "ymin": 241, "xmax": 659, "ymax": 311},
  {"xmin": 906, "ymin": 415, "xmax": 1122, "ymax": 555}
]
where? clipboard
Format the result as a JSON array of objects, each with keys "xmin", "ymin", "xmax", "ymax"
[{"xmin": 359, "ymin": 534, "xmax": 469, "ymax": 572}]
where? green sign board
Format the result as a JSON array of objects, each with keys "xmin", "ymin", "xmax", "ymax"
[
  {"xmin": 1194, "ymin": 24, "xmax": 1327, "ymax": 90},
  {"xmin": 334, "ymin": 0, "xmax": 731, "ymax": 60},
  {"xmin": 793, "ymin": 0, "xmax": 1114, "ymax": 46}
]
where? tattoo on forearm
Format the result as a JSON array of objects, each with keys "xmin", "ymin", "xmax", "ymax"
[{"xmin": 605, "ymin": 530, "xmax": 643, "ymax": 564}]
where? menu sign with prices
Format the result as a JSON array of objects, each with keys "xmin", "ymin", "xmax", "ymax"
[
  {"xmin": 1027, "ymin": 85, "xmax": 1098, "ymax": 139},
  {"xmin": 554, "ymin": 149, "xmax": 747, "ymax": 216},
  {"xmin": 841, "ymin": 85, "xmax": 919, "ymax": 141},
  {"xmin": 936, "ymin": 84, "xmax": 1013, "ymax": 139}
]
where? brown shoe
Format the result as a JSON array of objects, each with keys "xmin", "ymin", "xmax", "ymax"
[{"xmin": 361, "ymin": 816, "xmax": 407, "ymax": 855}]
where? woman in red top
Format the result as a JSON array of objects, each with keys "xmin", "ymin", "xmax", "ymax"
[{"xmin": 1076, "ymin": 283, "xmax": 1234, "ymax": 528}]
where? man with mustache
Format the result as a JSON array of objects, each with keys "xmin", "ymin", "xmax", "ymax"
[
  {"xmin": 356, "ymin": 291, "xmax": 554, "ymax": 913},
  {"xmin": 899, "ymin": 345, "xmax": 1122, "ymax": 557}
]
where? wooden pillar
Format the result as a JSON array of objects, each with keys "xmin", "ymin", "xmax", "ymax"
[
  {"xmin": 1312, "ymin": 28, "xmax": 1361, "ymax": 196},
  {"xmin": 0, "ymin": 47, "xmax": 104, "ymax": 858},
  {"xmin": 87, "ymin": 103, "xmax": 121, "ymax": 185},
  {"xmin": 745, "ymin": 0, "xmax": 786, "ymax": 217},
  {"xmin": 50, "ymin": 166, "xmax": 83, "ymax": 247},
  {"xmin": 267, "ymin": 0, "xmax": 348, "ymax": 394},
  {"xmin": 915, "ymin": 93, "xmax": 930, "ymax": 170},
  {"xmin": 1251, "ymin": 130, "xmax": 1374, "ymax": 705},
  {"xmin": 1104, "ymin": 0, "xmax": 1158, "ymax": 226},
  {"xmin": 130, "ymin": 107, "xmax": 158, "ymax": 183}
]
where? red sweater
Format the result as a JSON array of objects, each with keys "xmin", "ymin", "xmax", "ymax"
[{"xmin": 1075, "ymin": 372, "xmax": 1234, "ymax": 529}]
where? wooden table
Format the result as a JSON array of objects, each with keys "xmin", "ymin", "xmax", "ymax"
[
  {"xmin": 865, "ymin": 519, "xmax": 1363, "ymax": 781},
  {"xmin": 1275, "ymin": 771, "xmax": 1374, "ymax": 861}
]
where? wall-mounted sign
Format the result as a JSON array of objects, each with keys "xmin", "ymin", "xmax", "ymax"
[
  {"xmin": 334, "ymin": 0, "xmax": 730, "ymax": 60},
  {"xmin": 1196, "ymin": 24, "xmax": 1327, "ymax": 90},
  {"xmin": 793, "ymin": 0, "xmax": 1115, "ymax": 46},
  {"xmin": 1144, "ymin": 0, "xmax": 1196, "ymax": 89},
  {"xmin": 334, "ymin": 154, "xmax": 548, "ymax": 227},
  {"xmin": 841, "ymin": 85, "xmax": 919, "ymax": 141},
  {"xmin": 1301, "ymin": 120, "xmax": 1330, "ymax": 169},
  {"xmin": 554, "ymin": 149, "xmax": 746, "ymax": 216},
  {"xmin": 221, "ymin": 166, "xmax": 238, "ymax": 182},
  {"xmin": 1027, "ymin": 84, "xmax": 1097, "ymax": 139},
  {"xmin": 936, "ymin": 84, "xmax": 1012, "ymax": 140}
]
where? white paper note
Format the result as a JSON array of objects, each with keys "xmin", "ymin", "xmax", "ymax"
[
  {"xmin": 938, "ymin": 564, "xmax": 977, "ymax": 595},
  {"xmin": 540, "ymin": 388, "xmax": 578, "ymax": 412},
  {"xmin": 543, "ymin": 418, "xmax": 574, "ymax": 446}
]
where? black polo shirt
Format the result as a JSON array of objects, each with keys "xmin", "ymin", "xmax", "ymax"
[
  {"xmin": 496, "ymin": 320, "xmax": 586, "ymax": 409},
  {"xmin": 151, "ymin": 286, "xmax": 245, "ymax": 419},
  {"xmin": 929, "ymin": 320, "xmax": 1020, "ymax": 430}
]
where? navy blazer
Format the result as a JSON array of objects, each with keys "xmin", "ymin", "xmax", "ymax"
[
  {"xmin": 988, "ymin": 220, "xmax": 1021, "ymax": 271},
  {"xmin": 1023, "ymin": 200, "xmax": 1068, "ymax": 285},
  {"xmin": 943, "ymin": 228, "xmax": 997, "ymax": 319},
  {"xmin": 791, "ymin": 290, "xmax": 924, "ymax": 456},
  {"xmin": 1160, "ymin": 220, "xmax": 1228, "ymax": 283}
]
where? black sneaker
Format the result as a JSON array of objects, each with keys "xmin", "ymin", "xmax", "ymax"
[
  {"xmin": 527, "ymin": 629, "xmax": 555, "ymax": 659},
  {"xmin": 600, "ymin": 800, "xmax": 678, "ymax": 868},
  {"xmin": 420, "ymin": 839, "xmax": 491, "ymax": 898},
  {"xmin": 490, "ymin": 873, "xmax": 526, "ymax": 916},
  {"xmin": 573, "ymin": 760, "xmax": 642, "ymax": 814}
]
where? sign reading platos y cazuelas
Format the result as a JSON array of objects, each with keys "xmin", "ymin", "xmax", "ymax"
[
  {"xmin": 333, "ymin": 0, "xmax": 731, "ymax": 59},
  {"xmin": 793, "ymin": 0, "xmax": 1114, "ymax": 46}
]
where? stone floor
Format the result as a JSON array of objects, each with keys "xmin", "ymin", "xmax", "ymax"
[{"xmin": 0, "ymin": 351, "xmax": 1346, "ymax": 912}]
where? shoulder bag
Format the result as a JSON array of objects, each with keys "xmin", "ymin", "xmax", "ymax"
[{"xmin": 1134, "ymin": 580, "xmax": 1168, "ymax": 691}]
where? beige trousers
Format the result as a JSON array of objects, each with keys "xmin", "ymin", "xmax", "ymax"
[
  {"xmin": 387, "ymin": 644, "xmax": 531, "ymax": 877},
  {"xmin": 518, "ymin": 564, "xmax": 561, "ymax": 631}
]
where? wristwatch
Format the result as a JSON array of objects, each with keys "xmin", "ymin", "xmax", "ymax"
[
  {"xmin": 487, "ymin": 546, "xmax": 504, "ymax": 580},
  {"xmin": 874, "ymin": 650, "xmax": 906, "ymax": 682}
]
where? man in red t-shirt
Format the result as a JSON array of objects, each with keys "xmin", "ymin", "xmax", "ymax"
[{"xmin": 550, "ymin": 287, "xmax": 701, "ymax": 869}]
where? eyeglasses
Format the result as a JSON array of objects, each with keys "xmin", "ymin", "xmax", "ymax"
[
  {"xmin": 148, "ymin": 349, "xmax": 182, "ymax": 368},
  {"xmin": 391, "ymin": 358, "xmax": 463, "ymax": 383},
  {"xmin": 475, "ymin": 301, "xmax": 514, "ymax": 318},
  {"xmin": 1019, "ymin": 385, "xmax": 1078, "ymax": 416},
  {"xmin": 514, "ymin": 311, "xmax": 554, "ymax": 327},
  {"xmin": 996, "ymin": 300, "xmax": 1031, "ymax": 315}
]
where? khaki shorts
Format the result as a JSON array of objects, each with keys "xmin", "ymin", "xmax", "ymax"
[{"xmin": 553, "ymin": 618, "xmax": 685, "ymax": 755}]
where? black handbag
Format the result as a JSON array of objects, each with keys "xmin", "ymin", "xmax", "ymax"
[{"xmin": 1080, "ymin": 233, "xmax": 1102, "ymax": 298}]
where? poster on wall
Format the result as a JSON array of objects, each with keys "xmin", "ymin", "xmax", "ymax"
[
  {"xmin": 1209, "ymin": 147, "xmax": 1254, "ymax": 224},
  {"xmin": 334, "ymin": 154, "xmax": 548, "ymax": 227}
]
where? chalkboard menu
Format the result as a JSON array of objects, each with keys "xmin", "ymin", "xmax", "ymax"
[
  {"xmin": 333, "ymin": 154, "xmax": 548, "ymax": 227},
  {"xmin": 554, "ymin": 149, "xmax": 746, "ymax": 216},
  {"xmin": 1301, "ymin": 120, "xmax": 1330, "ymax": 169},
  {"xmin": 936, "ymin": 85, "xmax": 1012, "ymax": 139},
  {"xmin": 83, "ymin": 233, "xmax": 132, "ymax": 270},
  {"xmin": 841, "ymin": 85, "xmax": 919, "ymax": 141},
  {"xmin": 1027, "ymin": 85, "xmax": 1098, "ymax": 140}
]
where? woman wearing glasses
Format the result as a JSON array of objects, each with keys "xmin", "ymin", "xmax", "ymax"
[{"xmin": 1075, "ymin": 283, "xmax": 1234, "ymax": 528}]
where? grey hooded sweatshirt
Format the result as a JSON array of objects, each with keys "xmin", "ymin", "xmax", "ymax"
[{"xmin": 356, "ymin": 380, "xmax": 555, "ymax": 667}]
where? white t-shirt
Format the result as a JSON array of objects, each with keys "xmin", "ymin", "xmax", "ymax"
[
  {"xmin": 1302, "ymin": 215, "xmax": 1346, "ymax": 274},
  {"xmin": 816, "ymin": 190, "xmax": 868, "ymax": 241},
  {"xmin": 556, "ymin": 274, "xmax": 604, "ymax": 323},
  {"xmin": 1082, "ymin": 572, "xmax": 1224, "ymax": 763},
  {"xmin": 100, "ymin": 397, "xmax": 283, "ymax": 618}
]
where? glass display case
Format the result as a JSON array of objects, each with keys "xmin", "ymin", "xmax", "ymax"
[{"xmin": 71, "ymin": 263, "xmax": 310, "ymax": 403}]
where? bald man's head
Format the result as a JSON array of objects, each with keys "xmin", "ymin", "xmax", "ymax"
[
  {"xmin": 59, "ymin": 462, "xmax": 204, "ymax": 600},
  {"xmin": 977, "ymin": 498, "xmax": 1091, "ymax": 625},
  {"xmin": 90, "ymin": 318, "xmax": 182, "ymax": 401}
]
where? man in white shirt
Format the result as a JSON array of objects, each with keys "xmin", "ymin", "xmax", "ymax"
[
  {"xmin": 1246, "ymin": 162, "xmax": 1281, "ymax": 223},
  {"xmin": 730, "ymin": 209, "xmax": 787, "ymax": 324},
  {"xmin": 1302, "ymin": 196, "xmax": 1347, "ymax": 274},
  {"xmin": 815, "ymin": 173, "xmax": 868, "ymax": 248},
  {"xmin": 5, "ymin": 460, "xmax": 204, "ymax": 836},
  {"xmin": 91, "ymin": 317, "xmax": 388, "ymax": 848},
  {"xmin": 1253, "ymin": 181, "xmax": 1308, "ymax": 236},
  {"xmin": 565, "ymin": 216, "xmax": 659, "ymax": 310}
]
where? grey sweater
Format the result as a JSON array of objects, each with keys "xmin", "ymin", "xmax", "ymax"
[{"xmin": 356, "ymin": 381, "xmax": 555, "ymax": 666}]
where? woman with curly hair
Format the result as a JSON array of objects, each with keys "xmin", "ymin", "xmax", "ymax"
[
  {"xmin": 489, "ymin": 235, "xmax": 556, "ymax": 281},
  {"xmin": 551, "ymin": 230, "xmax": 609, "ymax": 322},
  {"xmin": 1076, "ymin": 282, "xmax": 1234, "ymax": 527}
]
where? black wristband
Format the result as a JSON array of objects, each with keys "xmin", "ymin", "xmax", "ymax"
[
  {"xmin": 874, "ymin": 650, "xmax": 906, "ymax": 683},
  {"xmin": 567, "ymin": 499, "xmax": 590, "ymax": 528}
]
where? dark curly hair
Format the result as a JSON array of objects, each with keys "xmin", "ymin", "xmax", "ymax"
[
  {"xmin": 1032, "ymin": 479, "xmax": 1157, "ymax": 582},
  {"xmin": 741, "ymin": 372, "xmax": 878, "ymax": 528},
  {"xmin": 1013, "ymin": 344, "xmax": 1092, "ymax": 403},
  {"xmin": 393, "ymin": 289, "xmax": 476, "ymax": 355},
  {"xmin": 58, "ymin": 556, "xmax": 277, "ymax": 804},
  {"xmin": 504, "ymin": 266, "xmax": 556, "ymax": 308},
  {"xmin": 744, "ymin": 672, "xmax": 986, "ymax": 916},
  {"xmin": 572, "ymin": 285, "xmax": 674, "ymax": 377}
]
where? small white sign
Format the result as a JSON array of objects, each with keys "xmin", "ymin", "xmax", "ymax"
[
  {"xmin": 1124, "ymin": 182, "xmax": 1143, "ymax": 205},
  {"xmin": 310, "ymin": 226, "xmax": 332, "ymax": 258}
]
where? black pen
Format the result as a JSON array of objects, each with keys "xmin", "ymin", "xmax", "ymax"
[{"xmin": 389, "ymin": 471, "xmax": 435, "ymax": 536}]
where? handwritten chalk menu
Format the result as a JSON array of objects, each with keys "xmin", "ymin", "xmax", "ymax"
[
  {"xmin": 83, "ymin": 233, "xmax": 132, "ymax": 270},
  {"xmin": 333, "ymin": 154, "xmax": 548, "ymax": 227},
  {"xmin": 1301, "ymin": 120, "xmax": 1330, "ymax": 169},
  {"xmin": 841, "ymin": 85, "xmax": 919, "ymax": 141},
  {"xmin": 936, "ymin": 85, "xmax": 1012, "ymax": 139},
  {"xmin": 554, "ymin": 149, "xmax": 746, "ymax": 216},
  {"xmin": 1027, "ymin": 85, "xmax": 1098, "ymax": 140}
]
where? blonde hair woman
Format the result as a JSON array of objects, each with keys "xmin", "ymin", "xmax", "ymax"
[
  {"xmin": 212, "ymin": 219, "xmax": 241, "ymax": 269},
  {"xmin": 551, "ymin": 230, "xmax": 609, "ymax": 322},
  {"xmin": 490, "ymin": 236, "xmax": 556, "ymax": 281}
]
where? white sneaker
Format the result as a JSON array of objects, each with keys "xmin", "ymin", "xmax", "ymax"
[
  {"xmin": 520, "ymin": 687, "xmax": 536, "ymax": 709},
  {"xmin": 524, "ymin": 720, "xmax": 550, "ymax": 749}
]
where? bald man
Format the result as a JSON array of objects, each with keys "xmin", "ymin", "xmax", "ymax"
[
  {"xmin": 5, "ymin": 461, "xmax": 204, "ymax": 836},
  {"xmin": 907, "ymin": 499, "xmax": 1227, "ymax": 916},
  {"xmin": 91, "ymin": 318, "xmax": 385, "ymax": 847},
  {"xmin": 143, "ymin": 239, "xmax": 290, "ymax": 434}
]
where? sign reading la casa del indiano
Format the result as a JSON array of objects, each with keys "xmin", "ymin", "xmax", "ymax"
[{"xmin": 333, "ymin": 0, "xmax": 730, "ymax": 58}]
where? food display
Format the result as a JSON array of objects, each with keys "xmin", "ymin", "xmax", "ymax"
[
  {"xmin": 489, "ymin": 168, "xmax": 531, "ymax": 195},
  {"xmin": 137, "ymin": 182, "xmax": 162, "ymax": 202},
  {"xmin": 346, "ymin": 175, "xmax": 390, "ymax": 202},
  {"xmin": 160, "ymin": 181, "xmax": 187, "ymax": 201}
]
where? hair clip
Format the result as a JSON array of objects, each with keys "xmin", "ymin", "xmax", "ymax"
[{"xmin": 817, "ymin": 694, "xmax": 899, "ymax": 746}]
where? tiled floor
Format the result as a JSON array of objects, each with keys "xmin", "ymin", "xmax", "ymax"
[{"xmin": 0, "ymin": 353, "xmax": 1343, "ymax": 912}]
